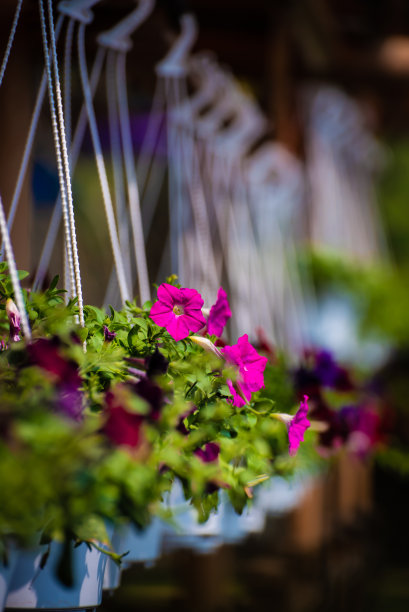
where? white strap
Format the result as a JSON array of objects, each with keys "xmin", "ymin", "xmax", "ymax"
[
  {"xmin": 116, "ymin": 51, "xmax": 150, "ymax": 303},
  {"xmin": 77, "ymin": 22, "xmax": 130, "ymax": 303}
]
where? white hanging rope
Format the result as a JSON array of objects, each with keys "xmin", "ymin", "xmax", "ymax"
[
  {"xmin": 0, "ymin": 15, "xmax": 64, "ymax": 260},
  {"xmin": 165, "ymin": 77, "xmax": 184, "ymax": 278},
  {"xmin": 38, "ymin": 0, "xmax": 76, "ymax": 302},
  {"xmin": 45, "ymin": 0, "xmax": 84, "ymax": 326},
  {"xmin": 116, "ymin": 51, "xmax": 150, "ymax": 304},
  {"xmin": 0, "ymin": 193, "xmax": 31, "ymax": 340},
  {"xmin": 103, "ymin": 50, "xmax": 132, "ymax": 308},
  {"xmin": 63, "ymin": 18, "xmax": 75, "ymax": 299},
  {"xmin": 77, "ymin": 22, "xmax": 130, "ymax": 303},
  {"xmin": 0, "ymin": 0, "xmax": 24, "ymax": 89},
  {"xmin": 33, "ymin": 46, "xmax": 105, "ymax": 292}
]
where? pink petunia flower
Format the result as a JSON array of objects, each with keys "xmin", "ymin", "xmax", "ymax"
[
  {"xmin": 150, "ymin": 283, "xmax": 207, "ymax": 342},
  {"xmin": 207, "ymin": 287, "xmax": 232, "ymax": 337},
  {"xmin": 274, "ymin": 395, "xmax": 311, "ymax": 456},
  {"xmin": 222, "ymin": 334, "xmax": 268, "ymax": 407},
  {"xmin": 6, "ymin": 298, "xmax": 21, "ymax": 342}
]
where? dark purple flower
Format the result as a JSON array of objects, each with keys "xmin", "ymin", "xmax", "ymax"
[
  {"xmin": 103, "ymin": 388, "xmax": 143, "ymax": 449},
  {"xmin": 6, "ymin": 299, "xmax": 21, "ymax": 342},
  {"xmin": 133, "ymin": 377, "xmax": 164, "ymax": 421},
  {"xmin": 194, "ymin": 442, "xmax": 220, "ymax": 463},
  {"xmin": 339, "ymin": 403, "xmax": 381, "ymax": 457},
  {"xmin": 176, "ymin": 406, "xmax": 196, "ymax": 435},
  {"xmin": 103, "ymin": 325, "xmax": 116, "ymax": 342},
  {"xmin": 293, "ymin": 366, "xmax": 321, "ymax": 402},
  {"xmin": 57, "ymin": 383, "xmax": 84, "ymax": 421},
  {"xmin": 27, "ymin": 337, "xmax": 84, "ymax": 421},
  {"xmin": 145, "ymin": 348, "xmax": 168, "ymax": 378},
  {"xmin": 313, "ymin": 350, "xmax": 354, "ymax": 391}
]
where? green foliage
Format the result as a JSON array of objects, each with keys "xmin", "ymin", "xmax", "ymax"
[{"xmin": 0, "ymin": 270, "xmax": 319, "ymax": 558}]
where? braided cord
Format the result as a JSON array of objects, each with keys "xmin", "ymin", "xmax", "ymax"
[
  {"xmin": 38, "ymin": 0, "xmax": 76, "ymax": 302},
  {"xmin": 46, "ymin": 0, "xmax": 84, "ymax": 326},
  {"xmin": 77, "ymin": 23, "xmax": 130, "ymax": 303},
  {"xmin": 62, "ymin": 18, "xmax": 75, "ymax": 299},
  {"xmin": 33, "ymin": 47, "xmax": 105, "ymax": 292},
  {"xmin": 0, "ymin": 0, "xmax": 23, "ymax": 88},
  {"xmin": 0, "ymin": 193, "xmax": 31, "ymax": 340},
  {"xmin": 116, "ymin": 51, "xmax": 150, "ymax": 303}
]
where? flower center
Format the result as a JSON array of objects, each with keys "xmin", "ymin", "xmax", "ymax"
[{"xmin": 173, "ymin": 304, "xmax": 184, "ymax": 316}]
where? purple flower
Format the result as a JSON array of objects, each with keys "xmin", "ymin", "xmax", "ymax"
[
  {"xmin": 134, "ymin": 377, "xmax": 164, "ymax": 421},
  {"xmin": 145, "ymin": 348, "xmax": 169, "ymax": 378},
  {"xmin": 150, "ymin": 283, "xmax": 206, "ymax": 341},
  {"xmin": 6, "ymin": 299, "xmax": 21, "ymax": 342},
  {"xmin": 27, "ymin": 337, "xmax": 84, "ymax": 421},
  {"xmin": 194, "ymin": 442, "xmax": 220, "ymax": 463},
  {"xmin": 176, "ymin": 406, "xmax": 196, "ymax": 435},
  {"xmin": 103, "ymin": 325, "xmax": 116, "ymax": 342},
  {"xmin": 339, "ymin": 404, "xmax": 380, "ymax": 457},
  {"xmin": 222, "ymin": 334, "xmax": 268, "ymax": 407},
  {"xmin": 275, "ymin": 395, "xmax": 311, "ymax": 456},
  {"xmin": 207, "ymin": 287, "xmax": 232, "ymax": 337},
  {"xmin": 103, "ymin": 388, "xmax": 144, "ymax": 449},
  {"xmin": 314, "ymin": 350, "xmax": 353, "ymax": 391}
]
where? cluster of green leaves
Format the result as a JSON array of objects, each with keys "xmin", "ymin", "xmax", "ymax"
[{"xmin": 0, "ymin": 269, "xmax": 311, "ymax": 549}]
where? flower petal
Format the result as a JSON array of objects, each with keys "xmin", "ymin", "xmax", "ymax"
[
  {"xmin": 208, "ymin": 287, "xmax": 232, "ymax": 337},
  {"xmin": 150, "ymin": 301, "xmax": 174, "ymax": 327},
  {"xmin": 157, "ymin": 283, "xmax": 179, "ymax": 307}
]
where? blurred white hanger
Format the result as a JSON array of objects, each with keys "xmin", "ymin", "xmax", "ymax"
[
  {"xmin": 156, "ymin": 13, "xmax": 198, "ymax": 78},
  {"xmin": 98, "ymin": 0, "xmax": 155, "ymax": 52},
  {"xmin": 58, "ymin": 0, "xmax": 101, "ymax": 24}
]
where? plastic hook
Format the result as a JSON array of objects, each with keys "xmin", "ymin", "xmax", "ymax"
[
  {"xmin": 58, "ymin": 0, "xmax": 101, "ymax": 24},
  {"xmin": 97, "ymin": 0, "xmax": 155, "ymax": 52},
  {"xmin": 156, "ymin": 13, "xmax": 198, "ymax": 78}
]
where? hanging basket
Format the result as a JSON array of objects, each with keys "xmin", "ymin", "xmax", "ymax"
[
  {"xmin": 5, "ymin": 539, "xmax": 108, "ymax": 610},
  {"xmin": 0, "ymin": 544, "xmax": 19, "ymax": 612}
]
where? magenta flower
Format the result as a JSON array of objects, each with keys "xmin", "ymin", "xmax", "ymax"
[
  {"xmin": 222, "ymin": 334, "xmax": 268, "ymax": 407},
  {"xmin": 6, "ymin": 298, "xmax": 21, "ymax": 342},
  {"xmin": 275, "ymin": 395, "xmax": 311, "ymax": 456},
  {"xmin": 207, "ymin": 287, "xmax": 232, "ymax": 337},
  {"xmin": 150, "ymin": 283, "xmax": 206, "ymax": 341}
]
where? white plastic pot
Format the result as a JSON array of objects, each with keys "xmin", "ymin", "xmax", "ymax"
[
  {"xmin": 121, "ymin": 518, "xmax": 164, "ymax": 567},
  {"xmin": 162, "ymin": 481, "xmax": 222, "ymax": 554},
  {"xmin": 102, "ymin": 527, "xmax": 123, "ymax": 593},
  {"xmin": 6, "ymin": 539, "xmax": 109, "ymax": 610},
  {"xmin": 0, "ymin": 544, "xmax": 19, "ymax": 612},
  {"xmin": 220, "ymin": 494, "xmax": 266, "ymax": 544}
]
